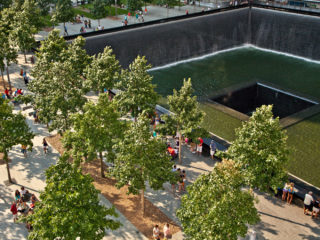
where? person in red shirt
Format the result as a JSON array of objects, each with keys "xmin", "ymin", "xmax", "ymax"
[
  {"xmin": 197, "ymin": 137, "xmax": 203, "ymax": 156},
  {"xmin": 5, "ymin": 88, "xmax": 10, "ymax": 99},
  {"xmin": 10, "ymin": 201, "xmax": 18, "ymax": 222}
]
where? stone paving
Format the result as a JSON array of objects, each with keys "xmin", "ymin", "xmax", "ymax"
[{"xmin": 35, "ymin": 4, "xmax": 206, "ymax": 40}]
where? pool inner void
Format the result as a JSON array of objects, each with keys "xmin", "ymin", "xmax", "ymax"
[{"xmin": 211, "ymin": 82, "xmax": 317, "ymax": 119}]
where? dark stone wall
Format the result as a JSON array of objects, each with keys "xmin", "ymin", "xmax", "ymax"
[
  {"xmin": 251, "ymin": 7, "xmax": 320, "ymax": 60},
  {"xmin": 83, "ymin": 7, "xmax": 320, "ymax": 67},
  {"xmin": 84, "ymin": 8, "xmax": 249, "ymax": 67}
]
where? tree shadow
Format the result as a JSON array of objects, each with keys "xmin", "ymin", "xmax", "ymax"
[{"xmin": 0, "ymin": 184, "xmax": 29, "ymax": 240}]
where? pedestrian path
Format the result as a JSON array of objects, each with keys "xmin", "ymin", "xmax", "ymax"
[
  {"xmin": 0, "ymin": 55, "xmax": 148, "ymax": 240},
  {"xmin": 35, "ymin": 4, "xmax": 204, "ymax": 40}
]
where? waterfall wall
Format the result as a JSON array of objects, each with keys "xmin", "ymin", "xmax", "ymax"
[{"xmin": 83, "ymin": 7, "xmax": 320, "ymax": 67}]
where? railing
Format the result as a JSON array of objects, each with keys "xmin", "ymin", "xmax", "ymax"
[{"xmin": 253, "ymin": 0, "xmax": 320, "ymax": 13}]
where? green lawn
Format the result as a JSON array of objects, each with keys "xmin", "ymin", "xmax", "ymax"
[
  {"xmin": 74, "ymin": 5, "xmax": 129, "ymax": 19},
  {"xmin": 286, "ymin": 113, "xmax": 320, "ymax": 186},
  {"xmin": 200, "ymin": 102, "xmax": 242, "ymax": 141}
]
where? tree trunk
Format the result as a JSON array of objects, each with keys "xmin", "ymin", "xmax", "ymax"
[
  {"xmin": 115, "ymin": 0, "xmax": 117, "ymax": 15},
  {"xmin": 99, "ymin": 151, "xmax": 105, "ymax": 178},
  {"xmin": 24, "ymin": 51, "xmax": 27, "ymax": 63},
  {"xmin": 6, "ymin": 66, "xmax": 12, "ymax": 91},
  {"xmin": 167, "ymin": 7, "xmax": 169, "ymax": 17},
  {"xmin": 1, "ymin": 69, "xmax": 5, "ymax": 89},
  {"xmin": 141, "ymin": 189, "xmax": 145, "ymax": 216},
  {"xmin": 4, "ymin": 151, "xmax": 12, "ymax": 183},
  {"xmin": 178, "ymin": 130, "xmax": 182, "ymax": 164}
]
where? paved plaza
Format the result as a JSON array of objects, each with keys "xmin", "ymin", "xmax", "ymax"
[{"xmin": 35, "ymin": 4, "xmax": 207, "ymax": 40}]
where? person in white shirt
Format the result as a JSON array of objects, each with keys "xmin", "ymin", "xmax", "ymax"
[{"xmin": 304, "ymin": 191, "xmax": 314, "ymax": 215}]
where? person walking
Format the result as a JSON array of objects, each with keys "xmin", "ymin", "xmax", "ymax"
[
  {"xmin": 210, "ymin": 140, "xmax": 216, "ymax": 160},
  {"xmin": 88, "ymin": 19, "xmax": 91, "ymax": 28},
  {"xmin": 10, "ymin": 201, "xmax": 18, "ymax": 223},
  {"xmin": 64, "ymin": 25, "xmax": 68, "ymax": 36},
  {"xmin": 163, "ymin": 223, "xmax": 172, "ymax": 239},
  {"xmin": 21, "ymin": 145, "xmax": 27, "ymax": 157},
  {"xmin": 304, "ymin": 191, "xmax": 314, "ymax": 215},
  {"xmin": 43, "ymin": 138, "xmax": 48, "ymax": 154},
  {"xmin": 153, "ymin": 224, "xmax": 160, "ymax": 240}
]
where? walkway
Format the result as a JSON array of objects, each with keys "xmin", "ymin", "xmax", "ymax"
[
  {"xmin": 35, "ymin": 4, "xmax": 205, "ymax": 40},
  {"xmin": 144, "ymin": 140, "xmax": 320, "ymax": 240},
  {"xmin": 0, "ymin": 54, "xmax": 147, "ymax": 240}
]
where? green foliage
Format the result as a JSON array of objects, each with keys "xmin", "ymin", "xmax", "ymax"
[
  {"xmin": 0, "ymin": 0, "xmax": 12, "ymax": 10},
  {"xmin": 84, "ymin": 46, "xmax": 120, "ymax": 93},
  {"xmin": 219, "ymin": 105, "xmax": 289, "ymax": 192},
  {"xmin": 26, "ymin": 155, "xmax": 120, "ymax": 240},
  {"xmin": 52, "ymin": 0, "xmax": 74, "ymax": 25},
  {"xmin": 185, "ymin": 126, "xmax": 210, "ymax": 143},
  {"xmin": 0, "ymin": 98, "xmax": 34, "ymax": 182},
  {"xmin": 167, "ymin": 78, "xmax": 204, "ymax": 162},
  {"xmin": 91, "ymin": 0, "xmax": 108, "ymax": 20},
  {"xmin": 155, "ymin": 114, "xmax": 176, "ymax": 138},
  {"xmin": 177, "ymin": 160, "xmax": 260, "ymax": 240},
  {"xmin": 113, "ymin": 113, "xmax": 174, "ymax": 195},
  {"xmin": 63, "ymin": 93, "xmax": 125, "ymax": 176},
  {"xmin": 11, "ymin": 0, "xmax": 41, "ymax": 62},
  {"xmin": 29, "ymin": 31, "xmax": 90, "ymax": 132},
  {"xmin": 0, "ymin": 9, "xmax": 18, "ymax": 71},
  {"xmin": 127, "ymin": 0, "xmax": 142, "ymax": 12},
  {"xmin": 167, "ymin": 78, "xmax": 204, "ymax": 135},
  {"xmin": 36, "ymin": 0, "xmax": 55, "ymax": 15},
  {"xmin": 115, "ymin": 56, "xmax": 159, "ymax": 119}
]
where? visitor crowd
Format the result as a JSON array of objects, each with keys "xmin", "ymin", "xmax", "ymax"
[
  {"xmin": 10, "ymin": 186, "xmax": 39, "ymax": 231},
  {"xmin": 153, "ymin": 223, "xmax": 172, "ymax": 240}
]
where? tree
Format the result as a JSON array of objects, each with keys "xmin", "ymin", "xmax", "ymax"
[
  {"xmin": 115, "ymin": 56, "xmax": 159, "ymax": 120},
  {"xmin": 0, "ymin": 9, "xmax": 18, "ymax": 91},
  {"xmin": 0, "ymin": 99, "xmax": 34, "ymax": 183},
  {"xmin": 29, "ymin": 32, "xmax": 90, "ymax": 132},
  {"xmin": 113, "ymin": 113, "xmax": 174, "ymax": 215},
  {"xmin": 92, "ymin": 0, "xmax": 107, "ymax": 25},
  {"xmin": 26, "ymin": 155, "xmax": 120, "ymax": 240},
  {"xmin": 167, "ymin": 78, "xmax": 204, "ymax": 163},
  {"xmin": 0, "ymin": 0, "xmax": 12, "ymax": 10},
  {"xmin": 12, "ymin": 0, "xmax": 41, "ymax": 63},
  {"xmin": 127, "ymin": 0, "xmax": 142, "ymax": 12},
  {"xmin": 157, "ymin": 0, "xmax": 180, "ymax": 17},
  {"xmin": 177, "ymin": 160, "xmax": 260, "ymax": 240},
  {"xmin": 36, "ymin": 0, "xmax": 55, "ymax": 16},
  {"xmin": 63, "ymin": 93, "xmax": 125, "ymax": 178},
  {"xmin": 218, "ymin": 105, "xmax": 289, "ymax": 192},
  {"xmin": 84, "ymin": 46, "xmax": 120, "ymax": 93},
  {"xmin": 52, "ymin": 0, "xmax": 74, "ymax": 35}
]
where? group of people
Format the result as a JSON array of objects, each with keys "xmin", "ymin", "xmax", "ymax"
[
  {"xmin": 171, "ymin": 165, "xmax": 187, "ymax": 193},
  {"xmin": 10, "ymin": 186, "xmax": 38, "ymax": 231},
  {"xmin": 153, "ymin": 223, "xmax": 172, "ymax": 240},
  {"xmin": 282, "ymin": 182, "xmax": 320, "ymax": 218},
  {"xmin": 303, "ymin": 191, "xmax": 320, "ymax": 218},
  {"xmin": 2, "ymin": 87, "xmax": 24, "ymax": 105}
]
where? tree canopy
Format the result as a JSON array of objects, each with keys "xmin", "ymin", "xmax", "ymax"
[
  {"xmin": 63, "ymin": 93, "xmax": 125, "ymax": 177},
  {"xmin": 113, "ymin": 113, "xmax": 174, "ymax": 213},
  {"xmin": 167, "ymin": 78, "xmax": 204, "ymax": 162},
  {"xmin": 26, "ymin": 155, "xmax": 120, "ymax": 240},
  {"xmin": 219, "ymin": 105, "xmax": 289, "ymax": 192},
  {"xmin": 29, "ymin": 31, "xmax": 90, "ymax": 132},
  {"xmin": 0, "ymin": 98, "xmax": 34, "ymax": 183},
  {"xmin": 177, "ymin": 160, "xmax": 260, "ymax": 240},
  {"xmin": 115, "ymin": 56, "xmax": 159, "ymax": 119},
  {"xmin": 52, "ymin": 0, "xmax": 74, "ymax": 29},
  {"xmin": 84, "ymin": 46, "xmax": 120, "ymax": 93}
]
